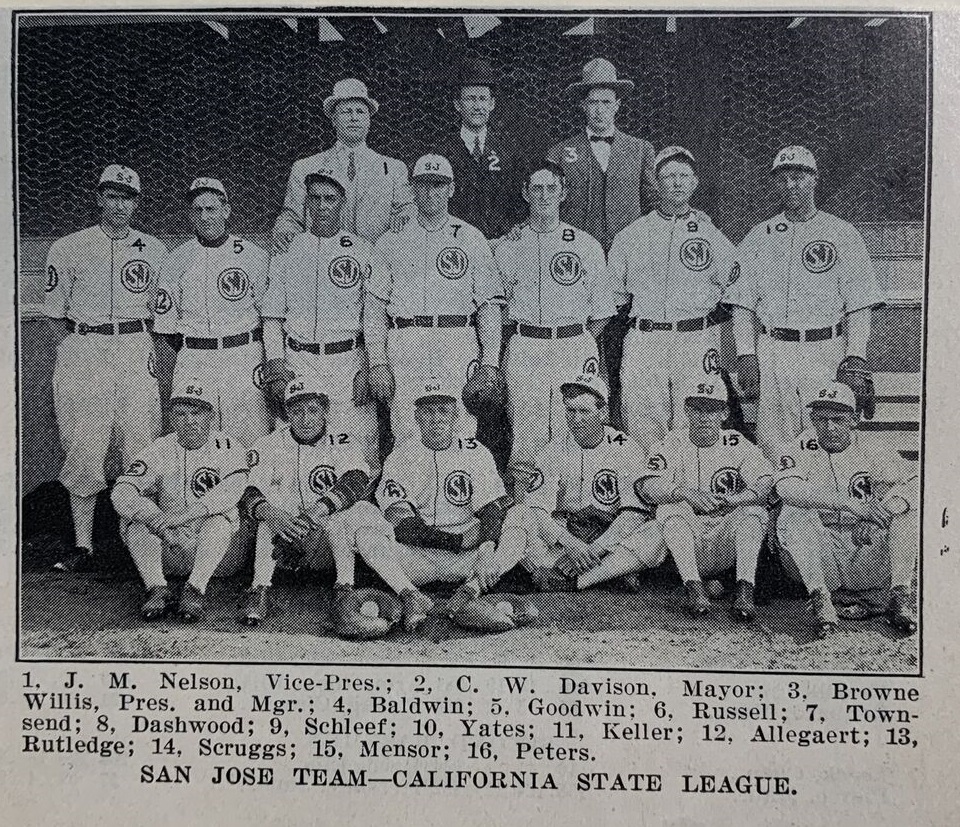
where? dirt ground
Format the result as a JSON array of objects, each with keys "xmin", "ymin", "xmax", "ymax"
[{"xmin": 20, "ymin": 538, "xmax": 917, "ymax": 673}]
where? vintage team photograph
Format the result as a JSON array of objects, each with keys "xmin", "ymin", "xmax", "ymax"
[{"xmin": 15, "ymin": 10, "xmax": 929, "ymax": 673}]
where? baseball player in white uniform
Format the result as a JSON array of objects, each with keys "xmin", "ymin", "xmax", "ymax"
[
  {"xmin": 153, "ymin": 177, "xmax": 271, "ymax": 450},
  {"xmin": 239, "ymin": 375, "xmax": 424, "ymax": 638},
  {"xmin": 365, "ymin": 154, "xmax": 504, "ymax": 446},
  {"xmin": 111, "ymin": 376, "xmax": 247, "ymax": 622},
  {"xmin": 368, "ymin": 379, "xmax": 525, "ymax": 631},
  {"xmin": 499, "ymin": 374, "xmax": 666, "ymax": 592},
  {"xmin": 261, "ymin": 169, "xmax": 379, "ymax": 472},
  {"xmin": 773, "ymin": 382, "xmax": 918, "ymax": 638},
  {"xmin": 494, "ymin": 161, "xmax": 614, "ymax": 467},
  {"xmin": 639, "ymin": 376, "xmax": 774, "ymax": 619},
  {"xmin": 272, "ymin": 78, "xmax": 410, "ymax": 252},
  {"xmin": 44, "ymin": 164, "xmax": 168, "ymax": 572},
  {"xmin": 724, "ymin": 146, "xmax": 883, "ymax": 459},
  {"xmin": 608, "ymin": 146, "xmax": 737, "ymax": 453}
]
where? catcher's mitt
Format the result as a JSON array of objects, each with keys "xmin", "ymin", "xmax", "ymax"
[
  {"xmin": 836, "ymin": 355, "xmax": 875, "ymax": 419},
  {"xmin": 462, "ymin": 364, "xmax": 506, "ymax": 414},
  {"xmin": 262, "ymin": 358, "xmax": 294, "ymax": 418},
  {"xmin": 332, "ymin": 586, "xmax": 401, "ymax": 640},
  {"xmin": 453, "ymin": 593, "xmax": 539, "ymax": 633},
  {"xmin": 563, "ymin": 506, "xmax": 616, "ymax": 543},
  {"xmin": 351, "ymin": 588, "xmax": 403, "ymax": 625}
]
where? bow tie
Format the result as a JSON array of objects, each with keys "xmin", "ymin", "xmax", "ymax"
[{"xmin": 590, "ymin": 135, "xmax": 614, "ymax": 145}]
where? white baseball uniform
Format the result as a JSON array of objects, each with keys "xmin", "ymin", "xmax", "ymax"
[
  {"xmin": 641, "ymin": 428, "xmax": 773, "ymax": 576},
  {"xmin": 154, "ymin": 235, "xmax": 271, "ymax": 448},
  {"xmin": 773, "ymin": 428, "xmax": 917, "ymax": 593},
  {"xmin": 609, "ymin": 209, "xmax": 737, "ymax": 452},
  {"xmin": 248, "ymin": 423, "xmax": 374, "ymax": 570},
  {"xmin": 375, "ymin": 435, "xmax": 519, "ymax": 585},
  {"xmin": 111, "ymin": 430, "xmax": 248, "ymax": 577},
  {"xmin": 367, "ymin": 217, "xmax": 504, "ymax": 444},
  {"xmin": 507, "ymin": 426, "xmax": 662, "ymax": 570},
  {"xmin": 495, "ymin": 222, "xmax": 613, "ymax": 464},
  {"xmin": 724, "ymin": 212, "xmax": 883, "ymax": 458},
  {"xmin": 44, "ymin": 226, "xmax": 168, "ymax": 497},
  {"xmin": 263, "ymin": 231, "xmax": 379, "ymax": 469}
]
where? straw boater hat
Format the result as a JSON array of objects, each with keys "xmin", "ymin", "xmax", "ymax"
[
  {"xmin": 565, "ymin": 58, "xmax": 635, "ymax": 98},
  {"xmin": 323, "ymin": 78, "xmax": 379, "ymax": 118}
]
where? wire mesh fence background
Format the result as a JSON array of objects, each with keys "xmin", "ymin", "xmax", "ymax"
[{"xmin": 16, "ymin": 13, "xmax": 928, "ymax": 243}]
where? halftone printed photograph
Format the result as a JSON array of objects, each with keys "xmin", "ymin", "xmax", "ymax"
[{"xmin": 16, "ymin": 10, "xmax": 929, "ymax": 673}]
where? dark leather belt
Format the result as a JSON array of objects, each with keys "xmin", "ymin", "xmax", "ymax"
[
  {"xmin": 631, "ymin": 307, "xmax": 727, "ymax": 333},
  {"xmin": 516, "ymin": 322, "xmax": 585, "ymax": 339},
  {"xmin": 760, "ymin": 323, "xmax": 844, "ymax": 343},
  {"xmin": 287, "ymin": 334, "xmax": 363, "ymax": 355},
  {"xmin": 184, "ymin": 328, "xmax": 263, "ymax": 350},
  {"xmin": 67, "ymin": 319, "xmax": 148, "ymax": 335},
  {"xmin": 389, "ymin": 315, "xmax": 470, "ymax": 329}
]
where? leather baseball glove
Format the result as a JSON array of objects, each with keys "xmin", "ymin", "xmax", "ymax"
[
  {"xmin": 836, "ymin": 355, "xmax": 875, "ymax": 419},
  {"xmin": 462, "ymin": 364, "xmax": 506, "ymax": 414}
]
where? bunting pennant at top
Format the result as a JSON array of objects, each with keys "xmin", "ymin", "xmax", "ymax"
[
  {"xmin": 464, "ymin": 15, "xmax": 501, "ymax": 39},
  {"xmin": 318, "ymin": 17, "xmax": 345, "ymax": 42},
  {"xmin": 282, "ymin": 18, "xmax": 298, "ymax": 33},
  {"xmin": 204, "ymin": 21, "xmax": 229, "ymax": 40},
  {"xmin": 372, "ymin": 17, "xmax": 388, "ymax": 34},
  {"xmin": 562, "ymin": 18, "xmax": 595, "ymax": 37}
]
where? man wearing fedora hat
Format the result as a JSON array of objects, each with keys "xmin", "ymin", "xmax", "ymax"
[
  {"xmin": 547, "ymin": 57, "xmax": 657, "ymax": 251},
  {"xmin": 272, "ymin": 78, "xmax": 411, "ymax": 253},
  {"xmin": 439, "ymin": 58, "xmax": 527, "ymax": 243}
]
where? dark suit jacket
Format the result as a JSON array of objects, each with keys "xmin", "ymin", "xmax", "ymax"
[
  {"xmin": 441, "ymin": 127, "xmax": 528, "ymax": 241},
  {"xmin": 548, "ymin": 129, "xmax": 657, "ymax": 250}
]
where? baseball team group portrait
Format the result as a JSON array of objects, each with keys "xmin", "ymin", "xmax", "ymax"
[{"xmin": 15, "ymin": 11, "xmax": 929, "ymax": 672}]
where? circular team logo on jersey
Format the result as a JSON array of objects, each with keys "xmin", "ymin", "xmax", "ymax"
[
  {"xmin": 191, "ymin": 467, "xmax": 221, "ymax": 498},
  {"xmin": 246, "ymin": 450, "xmax": 260, "ymax": 468},
  {"xmin": 592, "ymin": 470, "xmax": 619, "ymax": 505},
  {"xmin": 444, "ymin": 471, "xmax": 473, "ymax": 506},
  {"xmin": 436, "ymin": 247, "xmax": 469, "ymax": 280},
  {"xmin": 328, "ymin": 255, "xmax": 361, "ymax": 289},
  {"xmin": 526, "ymin": 468, "xmax": 545, "ymax": 493},
  {"xmin": 382, "ymin": 480, "xmax": 407, "ymax": 500},
  {"xmin": 154, "ymin": 288, "xmax": 172, "ymax": 315},
  {"xmin": 647, "ymin": 454, "xmax": 667, "ymax": 472},
  {"xmin": 549, "ymin": 252, "xmax": 583, "ymax": 286},
  {"xmin": 147, "ymin": 351, "xmax": 158, "ymax": 379},
  {"xmin": 581, "ymin": 356, "xmax": 599, "ymax": 376},
  {"xmin": 218, "ymin": 267, "xmax": 249, "ymax": 301},
  {"xmin": 802, "ymin": 241, "xmax": 837, "ymax": 274},
  {"xmin": 125, "ymin": 460, "xmax": 147, "ymax": 477},
  {"xmin": 775, "ymin": 222, "xmax": 788, "ymax": 233},
  {"xmin": 728, "ymin": 262, "xmax": 741, "ymax": 285},
  {"xmin": 702, "ymin": 348, "xmax": 721, "ymax": 375},
  {"xmin": 121, "ymin": 259, "xmax": 152, "ymax": 293},
  {"xmin": 848, "ymin": 472, "xmax": 872, "ymax": 500},
  {"xmin": 466, "ymin": 359, "xmax": 480, "ymax": 381},
  {"xmin": 309, "ymin": 465, "xmax": 337, "ymax": 495},
  {"xmin": 45, "ymin": 265, "xmax": 59, "ymax": 293},
  {"xmin": 779, "ymin": 455, "xmax": 796, "ymax": 471},
  {"xmin": 710, "ymin": 467, "xmax": 746, "ymax": 497},
  {"xmin": 679, "ymin": 238, "xmax": 712, "ymax": 271},
  {"xmin": 252, "ymin": 364, "xmax": 265, "ymax": 389}
]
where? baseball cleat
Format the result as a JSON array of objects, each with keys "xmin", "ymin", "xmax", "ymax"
[
  {"xmin": 808, "ymin": 588, "xmax": 838, "ymax": 639},
  {"xmin": 177, "ymin": 583, "xmax": 206, "ymax": 623},
  {"xmin": 399, "ymin": 588, "xmax": 434, "ymax": 633},
  {"xmin": 886, "ymin": 585, "xmax": 917, "ymax": 636},
  {"xmin": 730, "ymin": 580, "xmax": 756, "ymax": 622},
  {"xmin": 141, "ymin": 584, "xmax": 175, "ymax": 621},
  {"xmin": 240, "ymin": 585, "xmax": 270, "ymax": 626},
  {"xmin": 684, "ymin": 580, "xmax": 711, "ymax": 617},
  {"xmin": 529, "ymin": 566, "xmax": 577, "ymax": 592}
]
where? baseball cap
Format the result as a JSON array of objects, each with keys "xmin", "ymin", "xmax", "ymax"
[
  {"xmin": 304, "ymin": 168, "xmax": 348, "ymax": 196},
  {"xmin": 412, "ymin": 154, "xmax": 454, "ymax": 183},
  {"xmin": 772, "ymin": 145, "xmax": 818, "ymax": 173},
  {"xmin": 806, "ymin": 381, "xmax": 857, "ymax": 414},
  {"xmin": 685, "ymin": 375, "xmax": 728, "ymax": 411},
  {"xmin": 187, "ymin": 177, "xmax": 228, "ymax": 201},
  {"xmin": 170, "ymin": 377, "xmax": 215, "ymax": 410},
  {"xmin": 98, "ymin": 165, "xmax": 141, "ymax": 195},
  {"xmin": 654, "ymin": 145, "xmax": 696, "ymax": 173},
  {"xmin": 560, "ymin": 373, "xmax": 609, "ymax": 405},
  {"xmin": 285, "ymin": 375, "xmax": 329, "ymax": 407},
  {"xmin": 415, "ymin": 378, "xmax": 458, "ymax": 405}
]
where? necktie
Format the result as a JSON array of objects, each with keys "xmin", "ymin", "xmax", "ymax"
[
  {"xmin": 347, "ymin": 151, "xmax": 356, "ymax": 182},
  {"xmin": 473, "ymin": 135, "xmax": 483, "ymax": 163},
  {"xmin": 590, "ymin": 135, "xmax": 614, "ymax": 145}
]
